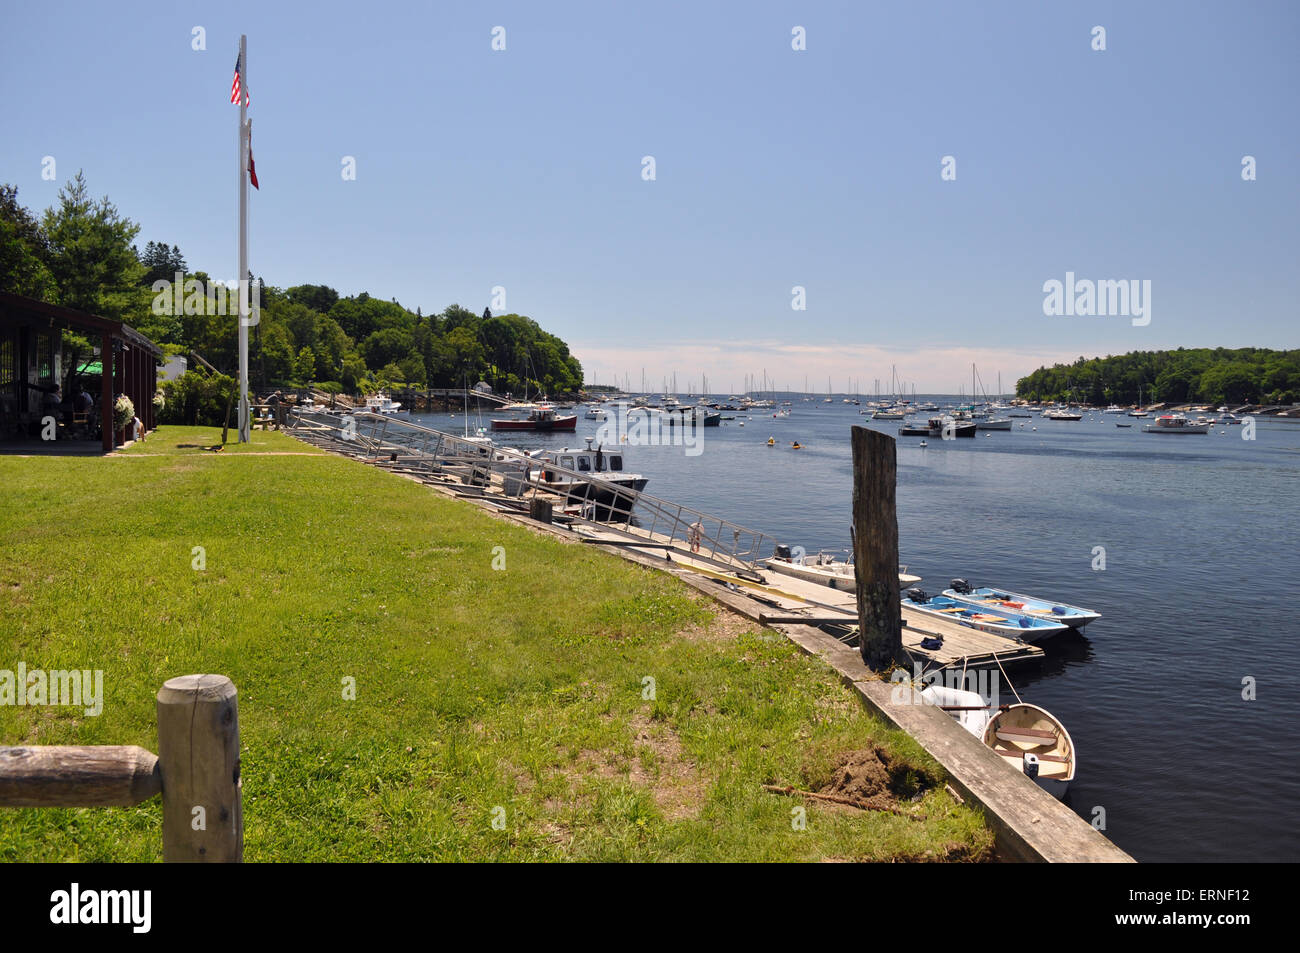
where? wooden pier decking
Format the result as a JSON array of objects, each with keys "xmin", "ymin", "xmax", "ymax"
[{"xmin": 570, "ymin": 522, "xmax": 1043, "ymax": 669}]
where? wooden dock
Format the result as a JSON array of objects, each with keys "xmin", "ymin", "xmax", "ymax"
[{"xmin": 571, "ymin": 522, "xmax": 1043, "ymax": 669}]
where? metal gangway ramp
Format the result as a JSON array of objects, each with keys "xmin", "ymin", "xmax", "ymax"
[{"xmin": 285, "ymin": 409, "xmax": 777, "ymax": 578}]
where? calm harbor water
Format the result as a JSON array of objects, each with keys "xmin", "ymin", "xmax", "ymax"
[{"xmin": 415, "ymin": 399, "xmax": 1300, "ymax": 862}]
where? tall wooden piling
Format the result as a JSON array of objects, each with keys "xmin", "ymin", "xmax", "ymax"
[
  {"xmin": 156, "ymin": 674, "xmax": 243, "ymax": 862},
  {"xmin": 851, "ymin": 426, "xmax": 903, "ymax": 670}
]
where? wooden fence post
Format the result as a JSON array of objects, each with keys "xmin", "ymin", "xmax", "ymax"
[
  {"xmin": 156, "ymin": 674, "xmax": 243, "ymax": 862},
  {"xmin": 851, "ymin": 426, "xmax": 904, "ymax": 671}
]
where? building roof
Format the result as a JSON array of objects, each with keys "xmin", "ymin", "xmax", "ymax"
[{"xmin": 0, "ymin": 291, "xmax": 164, "ymax": 357}]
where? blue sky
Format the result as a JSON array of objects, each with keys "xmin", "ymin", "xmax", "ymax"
[{"xmin": 2, "ymin": 1, "xmax": 1296, "ymax": 392}]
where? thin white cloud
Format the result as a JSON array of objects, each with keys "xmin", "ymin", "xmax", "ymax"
[{"xmin": 574, "ymin": 339, "xmax": 1084, "ymax": 394}]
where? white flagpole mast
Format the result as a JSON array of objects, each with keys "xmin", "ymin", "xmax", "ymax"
[{"xmin": 237, "ymin": 33, "xmax": 250, "ymax": 442}]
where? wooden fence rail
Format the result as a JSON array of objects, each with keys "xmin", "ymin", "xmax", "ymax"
[{"xmin": 0, "ymin": 674, "xmax": 242, "ymax": 862}]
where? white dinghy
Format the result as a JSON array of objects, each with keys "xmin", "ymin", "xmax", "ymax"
[
  {"xmin": 982, "ymin": 703, "xmax": 1076, "ymax": 799},
  {"xmin": 921, "ymin": 688, "xmax": 1076, "ymax": 799}
]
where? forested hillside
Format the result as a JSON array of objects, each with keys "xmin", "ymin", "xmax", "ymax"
[{"xmin": 1016, "ymin": 349, "xmax": 1300, "ymax": 405}]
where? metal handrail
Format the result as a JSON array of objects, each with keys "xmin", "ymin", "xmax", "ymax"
[{"xmin": 285, "ymin": 409, "xmax": 780, "ymax": 571}]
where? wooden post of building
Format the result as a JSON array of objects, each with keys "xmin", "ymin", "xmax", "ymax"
[
  {"xmin": 156, "ymin": 675, "xmax": 243, "ymax": 862},
  {"xmin": 100, "ymin": 333, "xmax": 113, "ymax": 451},
  {"xmin": 851, "ymin": 425, "xmax": 903, "ymax": 670}
]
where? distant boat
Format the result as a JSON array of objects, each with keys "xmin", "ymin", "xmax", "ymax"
[
  {"xmin": 943, "ymin": 579, "xmax": 1100, "ymax": 628},
  {"xmin": 763, "ymin": 546, "xmax": 921, "ymax": 590},
  {"xmin": 363, "ymin": 393, "xmax": 405, "ymax": 416},
  {"xmin": 901, "ymin": 587, "xmax": 1070, "ymax": 642},
  {"xmin": 1043, "ymin": 408, "xmax": 1083, "ymax": 421},
  {"xmin": 898, "ymin": 421, "xmax": 930, "ymax": 437},
  {"xmin": 927, "ymin": 416, "xmax": 976, "ymax": 438},
  {"xmin": 1142, "ymin": 413, "xmax": 1210, "ymax": 434},
  {"xmin": 1116, "ymin": 422, "xmax": 1132, "ymax": 428},
  {"xmin": 976, "ymin": 417, "xmax": 1012, "ymax": 430},
  {"xmin": 490, "ymin": 403, "xmax": 578, "ymax": 432},
  {"xmin": 919, "ymin": 687, "xmax": 1076, "ymax": 799}
]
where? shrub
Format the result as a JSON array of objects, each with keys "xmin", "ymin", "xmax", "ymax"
[{"xmin": 158, "ymin": 368, "xmax": 242, "ymax": 426}]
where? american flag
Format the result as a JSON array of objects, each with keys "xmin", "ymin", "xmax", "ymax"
[{"xmin": 230, "ymin": 53, "xmax": 249, "ymax": 106}]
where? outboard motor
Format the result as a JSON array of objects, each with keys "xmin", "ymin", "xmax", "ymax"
[
  {"xmin": 950, "ymin": 578, "xmax": 972, "ymax": 594},
  {"xmin": 1022, "ymin": 752, "xmax": 1040, "ymax": 780},
  {"xmin": 773, "ymin": 544, "xmax": 792, "ymax": 561},
  {"xmin": 905, "ymin": 587, "xmax": 928, "ymax": 604}
]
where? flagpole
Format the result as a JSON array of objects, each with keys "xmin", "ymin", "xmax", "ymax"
[{"xmin": 237, "ymin": 33, "xmax": 250, "ymax": 442}]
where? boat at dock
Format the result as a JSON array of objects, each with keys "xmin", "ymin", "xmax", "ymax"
[
  {"xmin": 490, "ymin": 403, "xmax": 578, "ymax": 432},
  {"xmin": 529, "ymin": 441, "xmax": 647, "ymax": 518},
  {"xmin": 763, "ymin": 546, "xmax": 921, "ymax": 590},
  {"xmin": 901, "ymin": 588, "xmax": 1071, "ymax": 642},
  {"xmin": 983, "ymin": 703, "xmax": 1076, "ymax": 798},
  {"xmin": 943, "ymin": 579, "xmax": 1100, "ymax": 628},
  {"xmin": 1142, "ymin": 413, "xmax": 1210, "ymax": 434},
  {"xmin": 920, "ymin": 687, "xmax": 1076, "ymax": 798}
]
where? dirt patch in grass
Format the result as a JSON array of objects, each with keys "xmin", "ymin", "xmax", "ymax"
[
  {"xmin": 676, "ymin": 592, "xmax": 759, "ymax": 644},
  {"xmin": 560, "ymin": 714, "xmax": 707, "ymax": 821},
  {"xmin": 817, "ymin": 746, "xmax": 935, "ymax": 813},
  {"xmin": 627, "ymin": 713, "xmax": 706, "ymax": 819}
]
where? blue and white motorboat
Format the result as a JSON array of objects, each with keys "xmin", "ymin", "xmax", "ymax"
[
  {"xmin": 943, "ymin": 579, "xmax": 1100, "ymax": 629},
  {"xmin": 901, "ymin": 588, "xmax": 1071, "ymax": 642}
]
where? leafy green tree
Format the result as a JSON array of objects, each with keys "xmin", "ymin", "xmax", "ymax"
[
  {"xmin": 1198, "ymin": 362, "xmax": 1260, "ymax": 404},
  {"xmin": 137, "ymin": 241, "xmax": 186, "ymax": 286},
  {"xmin": 42, "ymin": 171, "xmax": 142, "ymax": 320},
  {"xmin": 293, "ymin": 346, "xmax": 316, "ymax": 384},
  {"xmin": 0, "ymin": 184, "xmax": 56, "ymax": 300},
  {"xmin": 286, "ymin": 284, "xmax": 339, "ymax": 314},
  {"xmin": 361, "ymin": 326, "xmax": 414, "ymax": 370}
]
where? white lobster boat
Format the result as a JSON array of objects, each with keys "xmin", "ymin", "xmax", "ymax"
[{"xmin": 1143, "ymin": 413, "xmax": 1210, "ymax": 434}]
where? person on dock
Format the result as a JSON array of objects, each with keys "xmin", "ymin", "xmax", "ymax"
[{"xmin": 688, "ymin": 519, "xmax": 703, "ymax": 553}]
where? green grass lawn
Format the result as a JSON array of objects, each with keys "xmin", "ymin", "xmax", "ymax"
[{"xmin": 0, "ymin": 426, "xmax": 993, "ymax": 861}]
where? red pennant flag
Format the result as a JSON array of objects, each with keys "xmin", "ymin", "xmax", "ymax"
[{"xmin": 249, "ymin": 146, "xmax": 259, "ymax": 190}]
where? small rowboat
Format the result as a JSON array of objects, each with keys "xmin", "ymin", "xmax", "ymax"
[
  {"xmin": 920, "ymin": 688, "xmax": 1076, "ymax": 799},
  {"xmin": 983, "ymin": 703, "xmax": 1076, "ymax": 799},
  {"xmin": 943, "ymin": 580, "xmax": 1100, "ymax": 629},
  {"xmin": 902, "ymin": 590, "xmax": 1070, "ymax": 642}
]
